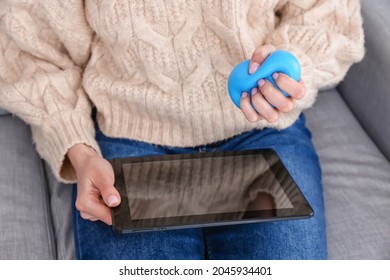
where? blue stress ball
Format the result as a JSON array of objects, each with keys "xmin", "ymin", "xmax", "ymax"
[{"xmin": 227, "ymin": 50, "xmax": 301, "ymax": 108}]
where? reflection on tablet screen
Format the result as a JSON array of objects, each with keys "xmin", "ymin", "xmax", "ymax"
[{"xmin": 122, "ymin": 153, "xmax": 294, "ymax": 220}]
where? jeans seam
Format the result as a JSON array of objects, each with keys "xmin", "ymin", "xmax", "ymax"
[{"xmin": 203, "ymin": 229, "xmax": 213, "ymax": 260}]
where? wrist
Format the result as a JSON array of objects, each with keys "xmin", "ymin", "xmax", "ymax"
[{"xmin": 67, "ymin": 143, "xmax": 99, "ymax": 171}]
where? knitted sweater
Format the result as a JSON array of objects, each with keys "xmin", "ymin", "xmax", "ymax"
[{"xmin": 0, "ymin": 0, "xmax": 364, "ymax": 183}]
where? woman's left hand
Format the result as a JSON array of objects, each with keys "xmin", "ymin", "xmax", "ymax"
[{"xmin": 240, "ymin": 44, "xmax": 306, "ymax": 123}]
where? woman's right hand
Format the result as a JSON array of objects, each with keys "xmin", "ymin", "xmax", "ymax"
[
  {"xmin": 67, "ymin": 144, "xmax": 121, "ymax": 225},
  {"xmin": 241, "ymin": 44, "xmax": 306, "ymax": 123}
]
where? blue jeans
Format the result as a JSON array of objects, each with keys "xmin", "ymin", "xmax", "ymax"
[{"xmin": 73, "ymin": 114, "xmax": 327, "ymax": 259}]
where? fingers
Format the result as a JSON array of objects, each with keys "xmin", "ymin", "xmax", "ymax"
[
  {"xmin": 79, "ymin": 212, "xmax": 98, "ymax": 222},
  {"xmin": 251, "ymin": 88, "xmax": 279, "ymax": 123},
  {"xmin": 90, "ymin": 160, "xmax": 121, "ymax": 208},
  {"xmin": 240, "ymin": 91, "xmax": 263, "ymax": 123},
  {"xmin": 240, "ymin": 88, "xmax": 278, "ymax": 123},
  {"xmin": 240, "ymin": 73, "xmax": 306, "ymax": 123},
  {"xmin": 249, "ymin": 44, "xmax": 276, "ymax": 74},
  {"xmin": 74, "ymin": 157, "xmax": 121, "ymax": 225},
  {"xmin": 273, "ymin": 73, "xmax": 306, "ymax": 100},
  {"xmin": 76, "ymin": 194, "xmax": 113, "ymax": 225},
  {"xmin": 257, "ymin": 78, "xmax": 293, "ymax": 113}
]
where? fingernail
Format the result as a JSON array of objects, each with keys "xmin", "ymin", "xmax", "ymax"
[
  {"xmin": 251, "ymin": 88, "xmax": 258, "ymax": 96},
  {"xmin": 249, "ymin": 62, "xmax": 260, "ymax": 74},
  {"xmin": 258, "ymin": 79, "xmax": 265, "ymax": 87},
  {"xmin": 108, "ymin": 195, "xmax": 119, "ymax": 207},
  {"xmin": 241, "ymin": 91, "xmax": 248, "ymax": 98},
  {"xmin": 272, "ymin": 72, "xmax": 279, "ymax": 80}
]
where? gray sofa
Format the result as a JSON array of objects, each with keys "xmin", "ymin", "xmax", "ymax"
[{"xmin": 1, "ymin": 0, "xmax": 389, "ymax": 260}]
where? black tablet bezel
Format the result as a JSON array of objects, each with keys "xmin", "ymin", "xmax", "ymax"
[{"xmin": 109, "ymin": 149, "xmax": 313, "ymax": 233}]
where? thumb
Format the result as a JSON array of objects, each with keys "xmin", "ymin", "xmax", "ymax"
[
  {"xmin": 99, "ymin": 184, "xmax": 121, "ymax": 208},
  {"xmin": 249, "ymin": 44, "xmax": 276, "ymax": 74},
  {"xmin": 94, "ymin": 163, "xmax": 121, "ymax": 207}
]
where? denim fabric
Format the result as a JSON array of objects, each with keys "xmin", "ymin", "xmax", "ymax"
[{"xmin": 73, "ymin": 114, "xmax": 327, "ymax": 260}]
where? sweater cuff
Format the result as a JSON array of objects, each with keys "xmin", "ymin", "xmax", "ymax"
[{"xmin": 31, "ymin": 111, "xmax": 101, "ymax": 184}]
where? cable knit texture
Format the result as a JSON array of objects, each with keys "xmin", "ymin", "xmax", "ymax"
[{"xmin": 0, "ymin": 0, "xmax": 364, "ymax": 183}]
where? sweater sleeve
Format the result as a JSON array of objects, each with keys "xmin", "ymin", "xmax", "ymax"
[
  {"xmin": 0, "ymin": 1, "xmax": 100, "ymax": 183},
  {"xmin": 265, "ymin": 0, "xmax": 365, "ymax": 125}
]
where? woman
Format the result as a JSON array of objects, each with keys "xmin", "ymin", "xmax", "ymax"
[{"xmin": 0, "ymin": 0, "xmax": 364, "ymax": 259}]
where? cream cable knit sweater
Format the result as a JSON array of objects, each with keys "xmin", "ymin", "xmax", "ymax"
[{"xmin": 0, "ymin": 0, "xmax": 364, "ymax": 183}]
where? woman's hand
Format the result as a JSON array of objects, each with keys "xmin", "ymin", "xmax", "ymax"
[
  {"xmin": 240, "ymin": 44, "xmax": 306, "ymax": 123},
  {"xmin": 67, "ymin": 144, "xmax": 121, "ymax": 225}
]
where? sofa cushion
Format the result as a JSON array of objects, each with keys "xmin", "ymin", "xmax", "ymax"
[
  {"xmin": 0, "ymin": 115, "xmax": 56, "ymax": 259},
  {"xmin": 0, "ymin": 108, "xmax": 10, "ymax": 116},
  {"xmin": 44, "ymin": 162, "xmax": 75, "ymax": 260},
  {"xmin": 306, "ymin": 90, "xmax": 390, "ymax": 259}
]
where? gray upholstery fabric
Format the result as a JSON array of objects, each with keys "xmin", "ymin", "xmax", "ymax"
[
  {"xmin": 338, "ymin": 0, "xmax": 390, "ymax": 160},
  {"xmin": 306, "ymin": 90, "xmax": 390, "ymax": 260},
  {"xmin": 0, "ymin": 115, "xmax": 55, "ymax": 259},
  {"xmin": 0, "ymin": 108, "xmax": 9, "ymax": 116},
  {"xmin": 44, "ymin": 162, "xmax": 75, "ymax": 260}
]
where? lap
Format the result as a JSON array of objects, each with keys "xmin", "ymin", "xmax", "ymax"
[
  {"xmin": 73, "ymin": 200, "xmax": 205, "ymax": 260},
  {"xmin": 73, "ymin": 114, "xmax": 327, "ymax": 259},
  {"xmin": 209, "ymin": 114, "xmax": 327, "ymax": 259}
]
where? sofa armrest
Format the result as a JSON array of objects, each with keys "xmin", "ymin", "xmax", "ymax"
[{"xmin": 338, "ymin": 0, "xmax": 390, "ymax": 160}]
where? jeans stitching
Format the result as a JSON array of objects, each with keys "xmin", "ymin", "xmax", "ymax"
[{"xmin": 203, "ymin": 229, "xmax": 213, "ymax": 260}]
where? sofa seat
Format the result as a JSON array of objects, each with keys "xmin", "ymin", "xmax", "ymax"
[{"xmin": 306, "ymin": 90, "xmax": 390, "ymax": 259}]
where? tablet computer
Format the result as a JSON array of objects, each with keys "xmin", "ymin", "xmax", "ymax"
[{"xmin": 109, "ymin": 149, "xmax": 313, "ymax": 233}]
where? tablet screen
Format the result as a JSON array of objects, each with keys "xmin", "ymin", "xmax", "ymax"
[{"xmin": 110, "ymin": 149, "xmax": 313, "ymax": 233}]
